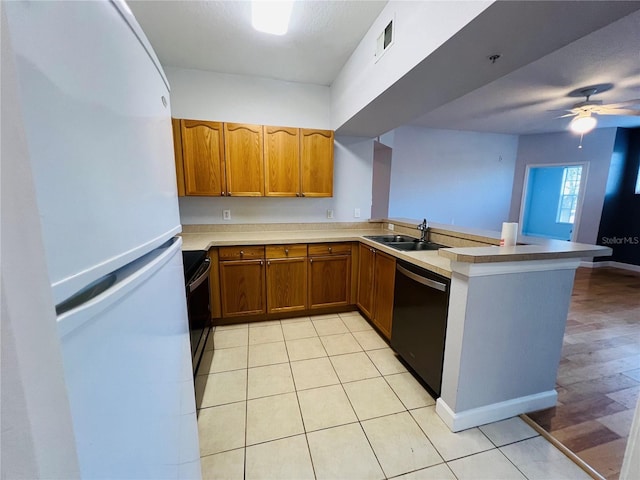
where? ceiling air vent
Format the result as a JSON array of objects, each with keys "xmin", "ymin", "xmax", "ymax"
[{"xmin": 375, "ymin": 17, "xmax": 394, "ymax": 62}]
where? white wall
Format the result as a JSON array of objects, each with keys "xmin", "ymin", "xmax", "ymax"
[
  {"xmin": 330, "ymin": 0, "xmax": 492, "ymax": 130},
  {"xmin": 508, "ymin": 128, "xmax": 618, "ymax": 245},
  {"xmin": 178, "ymin": 136, "xmax": 374, "ymax": 224},
  {"xmin": 167, "ymin": 67, "xmax": 373, "ymax": 224},
  {"xmin": 166, "ymin": 66, "xmax": 330, "ymax": 128},
  {"xmin": 388, "ymin": 126, "xmax": 519, "ymax": 230}
]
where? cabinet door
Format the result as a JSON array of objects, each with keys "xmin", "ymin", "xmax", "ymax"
[
  {"xmin": 219, "ymin": 259, "xmax": 266, "ymax": 317},
  {"xmin": 266, "ymin": 257, "xmax": 307, "ymax": 313},
  {"xmin": 300, "ymin": 129, "xmax": 334, "ymax": 197},
  {"xmin": 264, "ymin": 126, "xmax": 300, "ymax": 197},
  {"xmin": 171, "ymin": 118, "xmax": 185, "ymax": 197},
  {"xmin": 180, "ymin": 120, "xmax": 226, "ymax": 196},
  {"xmin": 224, "ymin": 123, "xmax": 264, "ymax": 196},
  {"xmin": 308, "ymin": 255, "xmax": 350, "ymax": 309},
  {"xmin": 372, "ymin": 251, "xmax": 396, "ymax": 339},
  {"xmin": 356, "ymin": 244, "xmax": 375, "ymax": 319}
]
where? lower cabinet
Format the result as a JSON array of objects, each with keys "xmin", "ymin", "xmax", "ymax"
[
  {"xmin": 357, "ymin": 244, "xmax": 396, "ymax": 339},
  {"xmin": 372, "ymin": 250, "xmax": 396, "ymax": 338},
  {"xmin": 357, "ymin": 244, "xmax": 375, "ymax": 318},
  {"xmin": 215, "ymin": 242, "xmax": 354, "ymax": 320},
  {"xmin": 266, "ymin": 245, "xmax": 308, "ymax": 314},
  {"xmin": 219, "ymin": 246, "xmax": 266, "ymax": 317},
  {"xmin": 308, "ymin": 243, "xmax": 351, "ymax": 309}
]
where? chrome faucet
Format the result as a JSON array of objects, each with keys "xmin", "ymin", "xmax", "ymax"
[{"xmin": 417, "ymin": 218, "xmax": 429, "ymax": 242}]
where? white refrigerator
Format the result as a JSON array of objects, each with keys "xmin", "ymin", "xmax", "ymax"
[{"xmin": 5, "ymin": 1, "xmax": 201, "ymax": 478}]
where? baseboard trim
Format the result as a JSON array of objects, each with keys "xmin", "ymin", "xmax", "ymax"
[
  {"xmin": 580, "ymin": 260, "xmax": 640, "ymax": 273},
  {"xmin": 520, "ymin": 415, "xmax": 605, "ymax": 480},
  {"xmin": 435, "ymin": 390, "xmax": 557, "ymax": 432}
]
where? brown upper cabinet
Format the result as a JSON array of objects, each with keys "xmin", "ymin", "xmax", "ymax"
[
  {"xmin": 180, "ymin": 120, "xmax": 226, "ymax": 196},
  {"xmin": 224, "ymin": 123, "xmax": 264, "ymax": 196},
  {"xmin": 172, "ymin": 119, "xmax": 186, "ymax": 197},
  {"xmin": 264, "ymin": 126, "xmax": 300, "ymax": 197},
  {"xmin": 301, "ymin": 129, "xmax": 334, "ymax": 197},
  {"xmin": 172, "ymin": 119, "xmax": 334, "ymax": 198}
]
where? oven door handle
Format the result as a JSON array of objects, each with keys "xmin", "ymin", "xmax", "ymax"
[
  {"xmin": 396, "ymin": 264, "xmax": 447, "ymax": 292},
  {"xmin": 188, "ymin": 258, "xmax": 211, "ymax": 293}
]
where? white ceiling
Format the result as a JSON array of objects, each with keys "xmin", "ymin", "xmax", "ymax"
[
  {"xmin": 129, "ymin": 0, "xmax": 640, "ymax": 135},
  {"xmin": 411, "ymin": 8, "xmax": 640, "ymax": 135},
  {"xmin": 128, "ymin": 0, "xmax": 387, "ymax": 86}
]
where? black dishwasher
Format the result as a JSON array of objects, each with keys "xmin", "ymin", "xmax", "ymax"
[{"xmin": 390, "ymin": 260, "xmax": 450, "ymax": 396}]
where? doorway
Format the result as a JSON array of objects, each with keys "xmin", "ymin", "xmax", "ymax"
[
  {"xmin": 519, "ymin": 163, "xmax": 588, "ymax": 241},
  {"xmin": 371, "ymin": 141, "xmax": 392, "ymax": 219}
]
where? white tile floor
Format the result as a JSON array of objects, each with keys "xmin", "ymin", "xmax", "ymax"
[{"xmin": 196, "ymin": 312, "xmax": 592, "ymax": 480}]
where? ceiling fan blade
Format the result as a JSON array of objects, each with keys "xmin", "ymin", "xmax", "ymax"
[
  {"xmin": 601, "ymin": 99, "xmax": 640, "ymax": 109},
  {"xmin": 597, "ymin": 108, "xmax": 640, "ymax": 116}
]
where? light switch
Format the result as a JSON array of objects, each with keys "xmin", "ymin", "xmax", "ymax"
[
  {"xmin": 326, "ymin": 209, "xmax": 334, "ymax": 219},
  {"xmin": 223, "ymin": 209, "xmax": 231, "ymax": 220},
  {"xmin": 354, "ymin": 208, "xmax": 361, "ymax": 218}
]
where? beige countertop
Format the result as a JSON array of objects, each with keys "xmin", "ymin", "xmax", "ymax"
[
  {"xmin": 384, "ymin": 218, "xmax": 612, "ymax": 263},
  {"xmin": 180, "ymin": 219, "xmax": 612, "ymax": 276},
  {"xmin": 180, "ymin": 227, "xmax": 454, "ymax": 278}
]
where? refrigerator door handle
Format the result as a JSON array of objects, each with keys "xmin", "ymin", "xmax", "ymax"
[{"xmin": 57, "ymin": 237, "xmax": 183, "ymax": 338}]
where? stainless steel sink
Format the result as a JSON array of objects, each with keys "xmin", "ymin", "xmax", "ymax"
[
  {"xmin": 364, "ymin": 235, "xmax": 445, "ymax": 251},
  {"xmin": 364, "ymin": 235, "xmax": 417, "ymax": 243},
  {"xmin": 390, "ymin": 241, "xmax": 445, "ymax": 251}
]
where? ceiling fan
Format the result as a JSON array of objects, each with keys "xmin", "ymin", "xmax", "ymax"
[{"xmin": 558, "ymin": 83, "xmax": 640, "ymax": 134}]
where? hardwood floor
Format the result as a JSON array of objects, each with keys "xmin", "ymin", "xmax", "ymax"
[{"xmin": 527, "ymin": 267, "xmax": 640, "ymax": 480}]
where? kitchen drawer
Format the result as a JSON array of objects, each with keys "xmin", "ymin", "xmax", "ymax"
[
  {"xmin": 219, "ymin": 246, "xmax": 265, "ymax": 260},
  {"xmin": 266, "ymin": 244, "xmax": 307, "ymax": 259},
  {"xmin": 308, "ymin": 243, "xmax": 351, "ymax": 256}
]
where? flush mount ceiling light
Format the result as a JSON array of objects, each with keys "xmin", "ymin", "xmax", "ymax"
[
  {"xmin": 251, "ymin": 0, "xmax": 293, "ymax": 36},
  {"xmin": 569, "ymin": 113, "xmax": 597, "ymax": 134}
]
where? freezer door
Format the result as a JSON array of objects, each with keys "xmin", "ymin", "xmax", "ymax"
[
  {"xmin": 57, "ymin": 237, "xmax": 200, "ymax": 479},
  {"xmin": 5, "ymin": 1, "xmax": 181, "ymax": 304}
]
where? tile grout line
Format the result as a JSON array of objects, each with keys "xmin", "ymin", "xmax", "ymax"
[
  {"xmin": 520, "ymin": 414, "xmax": 606, "ymax": 480},
  {"xmin": 288, "ymin": 357, "xmax": 319, "ymax": 480},
  {"xmin": 243, "ymin": 325, "xmax": 249, "ymax": 480},
  {"xmin": 325, "ymin": 316, "xmax": 389, "ymax": 479}
]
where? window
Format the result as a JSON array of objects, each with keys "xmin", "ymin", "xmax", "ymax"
[{"xmin": 556, "ymin": 166, "xmax": 582, "ymax": 224}]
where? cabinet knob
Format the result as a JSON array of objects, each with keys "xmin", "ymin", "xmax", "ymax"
[
  {"xmin": 240, "ymin": 250, "xmax": 244, "ymax": 256},
  {"xmin": 328, "ymin": 247, "xmax": 332, "ymax": 253},
  {"xmin": 285, "ymin": 249, "xmax": 289, "ymax": 255},
  {"xmin": 221, "ymin": 191, "xmax": 226, "ymax": 196},
  {"xmin": 228, "ymin": 192, "xmax": 232, "ymax": 196},
  {"xmin": 309, "ymin": 258, "xmax": 313, "ymax": 263},
  {"xmin": 296, "ymin": 193, "xmax": 300, "ymax": 197},
  {"xmin": 260, "ymin": 260, "xmax": 264, "ymax": 266},
  {"xmin": 301, "ymin": 193, "xmax": 306, "ymax": 197}
]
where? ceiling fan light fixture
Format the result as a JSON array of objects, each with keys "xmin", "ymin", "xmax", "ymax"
[
  {"xmin": 251, "ymin": 0, "xmax": 293, "ymax": 36},
  {"xmin": 569, "ymin": 114, "xmax": 597, "ymax": 134}
]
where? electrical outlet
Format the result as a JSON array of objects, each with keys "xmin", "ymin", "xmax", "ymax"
[
  {"xmin": 326, "ymin": 209, "xmax": 334, "ymax": 219},
  {"xmin": 388, "ymin": 223, "xmax": 395, "ymax": 231},
  {"xmin": 223, "ymin": 209, "xmax": 231, "ymax": 220},
  {"xmin": 354, "ymin": 208, "xmax": 361, "ymax": 218}
]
